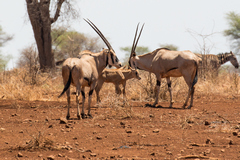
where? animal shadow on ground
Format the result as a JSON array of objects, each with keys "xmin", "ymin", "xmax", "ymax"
[{"xmin": 145, "ymin": 103, "xmax": 184, "ymax": 110}]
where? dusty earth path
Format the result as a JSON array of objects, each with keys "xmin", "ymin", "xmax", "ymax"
[{"xmin": 0, "ymin": 94, "xmax": 240, "ymax": 159}]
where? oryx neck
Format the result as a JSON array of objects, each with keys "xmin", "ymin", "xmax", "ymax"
[{"xmin": 135, "ymin": 53, "xmax": 155, "ymax": 72}]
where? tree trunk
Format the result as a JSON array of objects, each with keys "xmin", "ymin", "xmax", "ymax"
[{"xmin": 26, "ymin": 0, "xmax": 55, "ymax": 71}]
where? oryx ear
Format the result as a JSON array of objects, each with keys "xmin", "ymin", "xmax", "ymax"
[{"xmin": 230, "ymin": 51, "xmax": 233, "ymax": 54}]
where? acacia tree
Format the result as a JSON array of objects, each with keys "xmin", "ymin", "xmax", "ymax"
[
  {"xmin": 51, "ymin": 27, "xmax": 104, "ymax": 61},
  {"xmin": 25, "ymin": 0, "xmax": 78, "ymax": 71},
  {"xmin": 224, "ymin": 11, "xmax": 240, "ymax": 54},
  {"xmin": 159, "ymin": 44, "xmax": 178, "ymax": 51},
  {"xmin": 120, "ymin": 46, "xmax": 149, "ymax": 66},
  {"xmin": 0, "ymin": 25, "xmax": 12, "ymax": 71}
]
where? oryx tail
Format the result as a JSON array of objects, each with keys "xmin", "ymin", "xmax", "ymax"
[
  {"xmin": 58, "ymin": 66, "xmax": 74, "ymax": 98},
  {"xmin": 192, "ymin": 61, "xmax": 198, "ymax": 89}
]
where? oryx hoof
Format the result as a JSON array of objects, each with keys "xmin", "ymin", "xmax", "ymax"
[
  {"xmin": 66, "ymin": 115, "xmax": 70, "ymax": 120},
  {"xmin": 88, "ymin": 114, "xmax": 93, "ymax": 119},
  {"xmin": 77, "ymin": 114, "xmax": 81, "ymax": 120},
  {"xmin": 182, "ymin": 104, "xmax": 187, "ymax": 109},
  {"xmin": 187, "ymin": 105, "xmax": 192, "ymax": 109},
  {"xmin": 81, "ymin": 113, "xmax": 85, "ymax": 119}
]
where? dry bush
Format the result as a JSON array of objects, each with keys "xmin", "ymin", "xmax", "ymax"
[
  {"xmin": 0, "ymin": 67, "xmax": 239, "ymax": 105},
  {"xmin": 0, "ymin": 68, "xmax": 62, "ymax": 101}
]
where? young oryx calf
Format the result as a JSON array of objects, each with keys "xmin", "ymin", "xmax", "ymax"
[
  {"xmin": 58, "ymin": 19, "xmax": 121, "ymax": 120},
  {"xmin": 95, "ymin": 67, "xmax": 141, "ymax": 102},
  {"xmin": 129, "ymin": 24, "xmax": 199, "ymax": 109}
]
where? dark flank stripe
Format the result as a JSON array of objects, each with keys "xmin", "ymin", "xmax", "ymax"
[{"xmin": 167, "ymin": 67, "xmax": 178, "ymax": 72}]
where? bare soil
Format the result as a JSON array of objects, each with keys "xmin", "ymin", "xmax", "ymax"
[{"xmin": 1, "ymin": 94, "xmax": 240, "ymax": 160}]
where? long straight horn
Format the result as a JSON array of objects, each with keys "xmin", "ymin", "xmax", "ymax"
[
  {"xmin": 84, "ymin": 18, "xmax": 114, "ymax": 51},
  {"xmin": 133, "ymin": 23, "xmax": 144, "ymax": 53},
  {"xmin": 130, "ymin": 23, "xmax": 140, "ymax": 57},
  {"xmin": 130, "ymin": 23, "xmax": 144, "ymax": 57}
]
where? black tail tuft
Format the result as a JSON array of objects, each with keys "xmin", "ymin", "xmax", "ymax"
[
  {"xmin": 191, "ymin": 61, "xmax": 198, "ymax": 89},
  {"xmin": 58, "ymin": 67, "xmax": 73, "ymax": 98}
]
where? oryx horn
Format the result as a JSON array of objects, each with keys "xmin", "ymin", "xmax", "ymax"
[
  {"xmin": 84, "ymin": 18, "xmax": 114, "ymax": 51},
  {"xmin": 130, "ymin": 23, "xmax": 145, "ymax": 57}
]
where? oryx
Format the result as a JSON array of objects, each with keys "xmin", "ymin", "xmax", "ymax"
[
  {"xmin": 58, "ymin": 19, "xmax": 122, "ymax": 119},
  {"xmin": 129, "ymin": 24, "xmax": 199, "ymax": 109},
  {"xmin": 95, "ymin": 66, "xmax": 141, "ymax": 102}
]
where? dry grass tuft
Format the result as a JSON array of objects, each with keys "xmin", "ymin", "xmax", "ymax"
[{"xmin": 0, "ymin": 67, "xmax": 239, "ymax": 105}]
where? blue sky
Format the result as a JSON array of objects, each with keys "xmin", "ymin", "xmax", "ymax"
[{"xmin": 0, "ymin": 0, "xmax": 239, "ymax": 69}]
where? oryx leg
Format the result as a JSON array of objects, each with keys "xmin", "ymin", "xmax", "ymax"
[
  {"xmin": 166, "ymin": 77, "xmax": 174, "ymax": 108},
  {"xmin": 182, "ymin": 74, "xmax": 193, "ymax": 109},
  {"xmin": 80, "ymin": 87, "xmax": 85, "ymax": 119},
  {"xmin": 66, "ymin": 88, "xmax": 71, "ymax": 120},
  {"xmin": 115, "ymin": 84, "xmax": 121, "ymax": 94},
  {"xmin": 153, "ymin": 77, "xmax": 161, "ymax": 107},
  {"xmin": 76, "ymin": 85, "xmax": 81, "ymax": 119},
  {"xmin": 122, "ymin": 82, "xmax": 126, "ymax": 99},
  {"xmin": 187, "ymin": 86, "xmax": 195, "ymax": 109},
  {"xmin": 95, "ymin": 82, "xmax": 103, "ymax": 103},
  {"xmin": 87, "ymin": 83, "xmax": 96, "ymax": 118},
  {"xmin": 182, "ymin": 87, "xmax": 191, "ymax": 109}
]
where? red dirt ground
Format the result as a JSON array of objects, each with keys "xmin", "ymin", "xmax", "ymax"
[{"xmin": 1, "ymin": 94, "xmax": 240, "ymax": 159}]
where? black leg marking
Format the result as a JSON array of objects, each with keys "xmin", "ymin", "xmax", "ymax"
[
  {"xmin": 81, "ymin": 91, "xmax": 85, "ymax": 99},
  {"xmin": 89, "ymin": 90, "xmax": 94, "ymax": 96},
  {"xmin": 168, "ymin": 82, "xmax": 171, "ymax": 88}
]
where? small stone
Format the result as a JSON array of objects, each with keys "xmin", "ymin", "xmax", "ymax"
[
  {"xmin": 126, "ymin": 130, "xmax": 132, "ymax": 133},
  {"xmin": 142, "ymin": 134, "xmax": 146, "ymax": 138},
  {"xmin": 90, "ymin": 153, "xmax": 97, "ymax": 157},
  {"xmin": 237, "ymin": 132, "xmax": 240, "ymax": 138},
  {"xmin": 149, "ymin": 114, "xmax": 154, "ymax": 118},
  {"xmin": 150, "ymin": 152, "xmax": 155, "ymax": 156},
  {"xmin": 0, "ymin": 128, "xmax": 6, "ymax": 131},
  {"xmin": 47, "ymin": 155, "xmax": 55, "ymax": 160},
  {"xmin": 153, "ymin": 129, "xmax": 159, "ymax": 133},
  {"xmin": 17, "ymin": 152, "xmax": 23, "ymax": 157},
  {"xmin": 206, "ymin": 138, "xmax": 214, "ymax": 144},
  {"xmin": 204, "ymin": 121, "xmax": 211, "ymax": 126},
  {"xmin": 233, "ymin": 130, "xmax": 238, "ymax": 136},
  {"xmin": 118, "ymin": 155, "xmax": 123, "ymax": 158},
  {"xmin": 120, "ymin": 122, "xmax": 125, "ymax": 126},
  {"xmin": 96, "ymin": 136, "xmax": 102, "ymax": 140},
  {"xmin": 205, "ymin": 149, "xmax": 211, "ymax": 154},
  {"xmin": 60, "ymin": 117, "xmax": 68, "ymax": 124},
  {"xmin": 186, "ymin": 118, "xmax": 194, "ymax": 123},
  {"xmin": 58, "ymin": 153, "xmax": 63, "ymax": 157}
]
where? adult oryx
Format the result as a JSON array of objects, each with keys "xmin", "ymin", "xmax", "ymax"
[
  {"xmin": 58, "ymin": 19, "xmax": 122, "ymax": 119},
  {"xmin": 129, "ymin": 24, "xmax": 199, "ymax": 109}
]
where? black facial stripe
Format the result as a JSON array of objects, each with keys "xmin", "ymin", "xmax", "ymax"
[
  {"xmin": 110, "ymin": 53, "xmax": 114, "ymax": 64},
  {"xmin": 157, "ymin": 80, "xmax": 161, "ymax": 86},
  {"xmin": 106, "ymin": 54, "xmax": 108, "ymax": 66}
]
